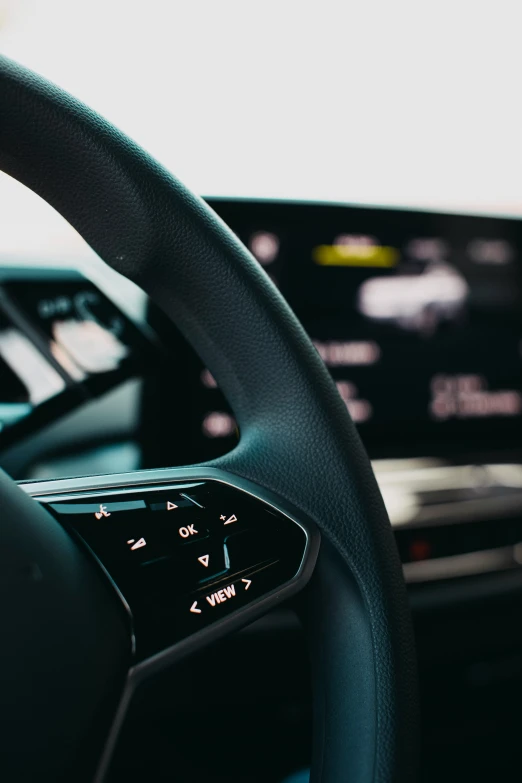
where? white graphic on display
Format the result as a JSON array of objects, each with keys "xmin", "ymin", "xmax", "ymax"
[
  {"xmin": 405, "ymin": 238, "xmax": 448, "ymax": 263},
  {"xmin": 336, "ymin": 381, "xmax": 373, "ymax": 423},
  {"xmin": 52, "ymin": 319, "xmax": 129, "ymax": 374},
  {"xmin": 467, "ymin": 239, "xmax": 514, "ymax": 265},
  {"xmin": 430, "ymin": 375, "xmax": 522, "ymax": 420},
  {"xmin": 249, "ymin": 231, "xmax": 280, "ymax": 265},
  {"xmin": 313, "ymin": 340, "xmax": 380, "ymax": 367},
  {"xmin": 202, "ymin": 411, "xmax": 236, "ymax": 438},
  {"xmin": 357, "ymin": 263, "xmax": 468, "ymax": 335}
]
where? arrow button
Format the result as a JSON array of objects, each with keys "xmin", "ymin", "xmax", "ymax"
[
  {"xmin": 128, "ymin": 537, "xmax": 146, "ymax": 551},
  {"xmin": 190, "ymin": 601, "xmax": 202, "ymax": 614},
  {"xmin": 242, "ymin": 578, "xmax": 252, "ymax": 590},
  {"xmin": 182, "ymin": 544, "xmax": 227, "ymax": 585}
]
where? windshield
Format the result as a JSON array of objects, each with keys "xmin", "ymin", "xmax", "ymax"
[{"xmin": 0, "ymin": 0, "xmax": 520, "ymax": 264}]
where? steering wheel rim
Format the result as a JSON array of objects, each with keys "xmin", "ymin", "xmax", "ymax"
[{"xmin": 0, "ymin": 56, "xmax": 419, "ymax": 782}]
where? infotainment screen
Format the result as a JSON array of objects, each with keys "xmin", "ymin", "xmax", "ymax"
[{"xmin": 202, "ymin": 200, "xmax": 522, "ymax": 456}]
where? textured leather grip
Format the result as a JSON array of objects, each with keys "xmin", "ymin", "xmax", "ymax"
[{"xmin": 0, "ymin": 56, "xmax": 419, "ymax": 782}]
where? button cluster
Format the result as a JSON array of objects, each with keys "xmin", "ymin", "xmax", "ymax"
[{"xmin": 43, "ymin": 481, "xmax": 307, "ymax": 659}]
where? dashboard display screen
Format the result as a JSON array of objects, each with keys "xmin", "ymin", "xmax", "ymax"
[
  {"xmin": 204, "ymin": 201, "xmax": 522, "ymax": 455},
  {"xmin": 0, "ymin": 271, "xmax": 151, "ymax": 443},
  {"xmin": 3, "ymin": 276, "xmax": 145, "ymax": 387}
]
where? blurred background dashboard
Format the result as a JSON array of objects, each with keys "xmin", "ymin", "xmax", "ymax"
[
  {"xmin": 2, "ymin": 197, "xmax": 522, "ymax": 781},
  {"xmin": 2, "ymin": 197, "xmax": 522, "ymax": 584},
  {"xmin": 3, "ymin": 2, "xmax": 522, "ymax": 780}
]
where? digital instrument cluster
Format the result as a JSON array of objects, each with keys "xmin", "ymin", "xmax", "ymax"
[
  {"xmin": 196, "ymin": 200, "xmax": 522, "ymax": 457},
  {"xmin": 0, "ymin": 268, "xmax": 151, "ymax": 445}
]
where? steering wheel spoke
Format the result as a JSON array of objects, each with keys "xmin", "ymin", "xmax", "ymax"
[
  {"xmin": 21, "ymin": 466, "xmax": 319, "ymax": 673},
  {"xmin": 16, "ymin": 465, "xmax": 319, "ymax": 780}
]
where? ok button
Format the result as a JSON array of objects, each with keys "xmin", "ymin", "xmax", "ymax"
[
  {"xmin": 178, "ymin": 523, "xmax": 199, "ymax": 539},
  {"xmin": 176, "ymin": 522, "xmax": 209, "ymax": 544}
]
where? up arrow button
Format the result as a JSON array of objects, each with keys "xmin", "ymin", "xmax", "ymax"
[{"xmin": 198, "ymin": 554, "xmax": 210, "ymax": 568}]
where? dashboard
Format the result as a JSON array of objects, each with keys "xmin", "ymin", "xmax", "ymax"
[
  {"xmin": 2, "ymin": 200, "xmax": 522, "ymax": 590},
  {"xmin": 3, "ymin": 199, "xmax": 522, "ymax": 783},
  {"xmin": 203, "ymin": 200, "xmax": 522, "ymax": 458}
]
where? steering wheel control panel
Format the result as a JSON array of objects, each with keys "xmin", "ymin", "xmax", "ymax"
[{"xmin": 41, "ymin": 480, "xmax": 309, "ymax": 660}]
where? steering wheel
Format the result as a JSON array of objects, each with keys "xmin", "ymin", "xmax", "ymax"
[{"xmin": 0, "ymin": 57, "xmax": 418, "ymax": 783}]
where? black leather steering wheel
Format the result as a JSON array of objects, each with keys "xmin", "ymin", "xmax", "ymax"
[{"xmin": 0, "ymin": 57, "xmax": 419, "ymax": 783}]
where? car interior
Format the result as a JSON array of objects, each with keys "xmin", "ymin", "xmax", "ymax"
[{"xmin": 0, "ymin": 4, "xmax": 521, "ymax": 783}]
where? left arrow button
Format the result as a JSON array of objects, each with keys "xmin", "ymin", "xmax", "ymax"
[{"xmin": 190, "ymin": 601, "xmax": 202, "ymax": 614}]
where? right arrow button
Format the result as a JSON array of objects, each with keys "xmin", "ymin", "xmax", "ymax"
[{"xmin": 241, "ymin": 578, "xmax": 252, "ymax": 591}]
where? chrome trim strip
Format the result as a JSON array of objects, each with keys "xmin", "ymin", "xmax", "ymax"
[
  {"xmin": 19, "ymin": 467, "xmax": 215, "ymax": 496},
  {"xmin": 394, "ymin": 494, "xmax": 522, "ymax": 530},
  {"xmin": 33, "ymin": 482, "xmax": 206, "ymax": 504},
  {"xmin": 374, "ymin": 461, "xmax": 522, "ymax": 529},
  {"xmin": 403, "ymin": 545, "xmax": 521, "ymax": 584}
]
